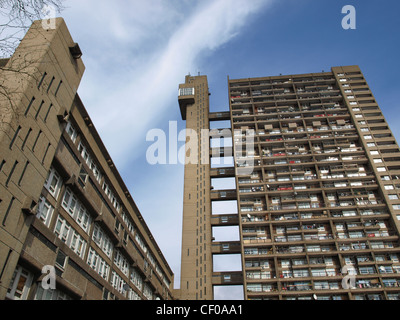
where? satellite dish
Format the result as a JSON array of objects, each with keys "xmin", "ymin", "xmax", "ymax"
[{"xmin": 313, "ymin": 294, "xmax": 318, "ymax": 300}]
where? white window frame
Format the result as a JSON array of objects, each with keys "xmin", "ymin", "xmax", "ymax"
[
  {"xmin": 143, "ymin": 283, "xmax": 153, "ymax": 300},
  {"xmin": 35, "ymin": 286, "xmax": 71, "ymax": 300},
  {"xmin": 44, "ymin": 167, "xmax": 62, "ymax": 199},
  {"xmin": 65, "ymin": 121, "xmax": 77, "ymax": 143},
  {"xmin": 111, "ymin": 271, "xmax": 127, "ymax": 294},
  {"xmin": 87, "ymin": 247, "xmax": 110, "ymax": 280},
  {"xmin": 36, "ymin": 196, "xmax": 54, "ymax": 227},
  {"xmin": 54, "ymin": 215, "xmax": 87, "ymax": 258},
  {"xmin": 130, "ymin": 268, "xmax": 143, "ymax": 291},
  {"xmin": 114, "ymin": 250, "xmax": 130, "ymax": 276},
  {"xmin": 6, "ymin": 266, "xmax": 33, "ymax": 300},
  {"xmin": 92, "ymin": 223, "xmax": 113, "ymax": 258},
  {"xmin": 61, "ymin": 188, "xmax": 91, "ymax": 233}
]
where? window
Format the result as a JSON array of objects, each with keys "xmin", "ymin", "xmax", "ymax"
[
  {"xmin": 92, "ymin": 224, "xmax": 113, "ymax": 257},
  {"xmin": 87, "ymin": 247, "xmax": 110, "ymax": 280},
  {"xmin": 47, "ymin": 76, "xmax": 55, "ymax": 93},
  {"xmin": 110, "ymin": 271, "xmax": 127, "ymax": 294},
  {"xmin": 128, "ymin": 289, "xmax": 141, "ymax": 301},
  {"xmin": 55, "ymin": 250, "xmax": 67, "ymax": 271},
  {"xmin": 143, "ymin": 283, "xmax": 153, "ymax": 300},
  {"xmin": 102, "ymin": 182, "xmax": 121, "ymax": 212},
  {"xmin": 78, "ymin": 142, "xmax": 90, "ymax": 163},
  {"xmin": 9, "ymin": 126, "xmax": 21, "ymax": 149},
  {"xmin": 70, "ymin": 231, "xmax": 86, "ymax": 258},
  {"xmin": 18, "ymin": 161, "xmax": 29, "ymax": 186},
  {"xmin": 130, "ymin": 269, "xmax": 143, "ymax": 291},
  {"xmin": 78, "ymin": 167, "xmax": 88, "ymax": 186},
  {"xmin": 61, "ymin": 188, "xmax": 91, "ymax": 233},
  {"xmin": 54, "ymin": 216, "xmax": 87, "ymax": 257},
  {"xmin": 6, "ymin": 266, "xmax": 33, "ymax": 300},
  {"xmin": 135, "ymin": 233, "xmax": 148, "ymax": 253},
  {"xmin": 377, "ymin": 167, "xmax": 387, "ymax": 172},
  {"xmin": 384, "ymin": 185, "xmax": 394, "ymax": 190},
  {"xmin": 311, "ymin": 269, "xmax": 327, "ymax": 277},
  {"xmin": 359, "ymin": 266, "xmax": 375, "ymax": 275},
  {"xmin": 5, "ymin": 161, "xmax": 18, "ymax": 187},
  {"xmin": 379, "ymin": 265, "xmax": 393, "ymax": 274},
  {"xmin": 179, "ymin": 87, "xmax": 195, "ymax": 96},
  {"xmin": 61, "ymin": 188, "xmax": 77, "ymax": 216},
  {"xmin": 25, "ymin": 97, "xmax": 35, "ymax": 116},
  {"xmin": 314, "ymin": 281, "xmax": 329, "ymax": 290},
  {"xmin": 364, "ymin": 135, "xmax": 372, "ymax": 140},
  {"xmin": 44, "ymin": 167, "xmax": 62, "ymax": 199},
  {"xmin": 36, "ymin": 196, "xmax": 54, "ymax": 227},
  {"xmin": 44, "ymin": 104, "xmax": 52, "ymax": 122},
  {"xmin": 55, "ymin": 80, "xmax": 62, "ymax": 97},
  {"xmin": 65, "ymin": 121, "xmax": 77, "ymax": 142},
  {"xmin": 35, "ymin": 286, "xmax": 71, "ymax": 300},
  {"xmin": 38, "ymin": 72, "xmax": 47, "ymax": 89},
  {"xmin": 32, "ymin": 130, "xmax": 42, "ymax": 152},
  {"xmin": 78, "ymin": 141, "xmax": 103, "ymax": 184},
  {"xmin": 114, "ymin": 250, "xmax": 129, "ymax": 276},
  {"xmin": 35, "ymin": 100, "xmax": 44, "ymax": 120}
]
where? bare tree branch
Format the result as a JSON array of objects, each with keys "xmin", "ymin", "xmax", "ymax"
[
  {"xmin": 0, "ymin": 0, "xmax": 65, "ymax": 128},
  {"xmin": 0, "ymin": 0, "xmax": 65, "ymax": 57}
]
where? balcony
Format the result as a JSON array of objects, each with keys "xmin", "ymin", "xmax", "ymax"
[{"xmin": 178, "ymin": 86, "xmax": 195, "ymax": 120}]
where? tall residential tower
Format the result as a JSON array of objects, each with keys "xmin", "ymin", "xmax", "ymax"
[{"xmin": 178, "ymin": 65, "xmax": 400, "ymax": 300}]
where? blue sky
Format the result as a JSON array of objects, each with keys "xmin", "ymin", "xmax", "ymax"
[{"xmin": 61, "ymin": 0, "xmax": 400, "ymax": 299}]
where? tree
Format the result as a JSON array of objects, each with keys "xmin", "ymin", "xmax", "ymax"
[
  {"xmin": 0, "ymin": 0, "xmax": 65, "ymax": 57},
  {"xmin": 0, "ymin": 0, "xmax": 65, "ymax": 134}
]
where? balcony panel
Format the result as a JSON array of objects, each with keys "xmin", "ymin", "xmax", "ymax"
[
  {"xmin": 211, "ymin": 189, "xmax": 237, "ymax": 201},
  {"xmin": 212, "ymin": 271, "xmax": 243, "ymax": 286}
]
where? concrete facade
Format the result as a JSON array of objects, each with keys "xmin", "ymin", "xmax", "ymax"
[
  {"xmin": 178, "ymin": 66, "xmax": 400, "ymax": 300},
  {"xmin": 0, "ymin": 19, "xmax": 174, "ymax": 300},
  {"xmin": 178, "ymin": 75, "xmax": 213, "ymax": 299}
]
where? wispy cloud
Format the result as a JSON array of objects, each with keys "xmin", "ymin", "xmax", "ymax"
[
  {"xmin": 63, "ymin": 0, "xmax": 274, "ymax": 293},
  {"xmin": 64, "ymin": 0, "xmax": 273, "ymax": 169}
]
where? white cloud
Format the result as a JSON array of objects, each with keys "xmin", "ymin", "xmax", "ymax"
[
  {"xmin": 64, "ymin": 0, "xmax": 273, "ymax": 169},
  {"xmin": 62, "ymin": 0, "xmax": 274, "ymax": 294}
]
